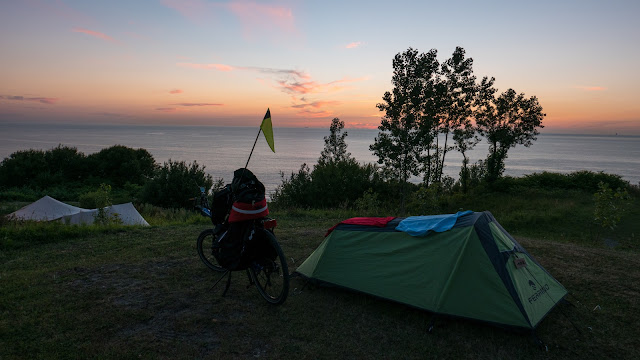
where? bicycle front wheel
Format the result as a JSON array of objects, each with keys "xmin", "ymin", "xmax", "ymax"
[
  {"xmin": 196, "ymin": 229, "xmax": 224, "ymax": 272},
  {"xmin": 249, "ymin": 229, "xmax": 290, "ymax": 305}
]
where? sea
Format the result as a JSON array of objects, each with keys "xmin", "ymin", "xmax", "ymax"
[{"xmin": 1, "ymin": 123, "xmax": 639, "ymax": 195}]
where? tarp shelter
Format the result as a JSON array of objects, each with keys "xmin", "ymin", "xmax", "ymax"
[
  {"xmin": 7, "ymin": 195, "xmax": 149, "ymax": 226},
  {"xmin": 296, "ymin": 211, "xmax": 567, "ymax": 329}
]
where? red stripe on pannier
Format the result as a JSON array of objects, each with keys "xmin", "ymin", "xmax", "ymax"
[{"xmin": 228, "ymin": 198, "xmax": 269, "ymax": 223}]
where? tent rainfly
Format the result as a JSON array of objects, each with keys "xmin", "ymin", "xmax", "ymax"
[
  {"xmin": 295, "ymin": 211, "xmax": 567, "ymax": 330},
  {"xmin": 6, "ymin": 195, "xmax": 149, "ymax": 226}
]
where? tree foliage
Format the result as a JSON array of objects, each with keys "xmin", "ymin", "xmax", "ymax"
[
  {"xmin": 87, "ymin": 145, "xmax": 157, "ymax": 187},
  {"xmin": 274, "ymin": 118, "xmax": 383, "ymax": 209},
  {"xmin": 593, "ymin": 181, "xmax": 631, "ymax": 230},
  {"xmin": 141, "ymin": 159, "xmax": 213, "ymax": 209},
  {"xmin": 0, "ymin": 149, "xmax": 48, "ymax": 189},
  {"xmin": 319, "ymin": 118, "xmax": 351, "ymax": 165},
  {"xmin": 432, "ymin": 46, "xmax": 478, "ymax": 184},
  {"xmin": 372, "ymin": 46, "xmax": 545, "ymax": 195},
  {"xmin": 371, "ymin": 48, "xmax": 440, "ymax": 211},
  {"xmin": 0, "ymin": 145, "xmax": 157, "ymax": 197},
  {"xmin": 0, "ymin": 146, "xmax": 88, "ymax": 190},
  {"xmin": 475, "ymin": 81, "xmax": 545, "ymax": 181}
]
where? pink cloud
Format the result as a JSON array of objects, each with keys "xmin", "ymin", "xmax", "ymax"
[
  {"xmin": 171, "ymin": 103, "xmax": 223, "ymax": 107},
  {"xmin": 162, "ymin": 0, "xmax": 299, "ymax": 42},
  {"xmin": 156, "ymin": 102, "xmax": 222, "ymax": 112},
  {"xmin": 291, "ymin": 100, "xmax": 341, "ymax": 109},
  {"xmin": 32, "ymin": 97, "xmax": 59, "ymax": 104},
  {"xmin": 1, "ymin": 95, "xmax": 59, "ymax": 104},
  {"xmin": 346, "ymin": 42, "xmax": 362, "ymax": 49},
  {"xmin": 169, "ymin": 89, "xmax": 183, "ymax": 94},
  {"xmin": 277, "ymin": 80, "xmax": 319, "ymax": 95},
  {"xmin": 245, "ymin": 67, "xmax": 310, "ymax": 79},
  {"xmin": 175, "ymin": 60, "xmax": 366, "ymax": 117},
  {"xmin": 227, "ymin": 1, "xmax": 296, "ymax": 36},
  {"xmin": 161, "ymin": 0, "xmax": 212, "ymax": 22},
  {"xmin": 348, "ymin": 122, "xmax": 379, "ymax": 129},
  {"xmin": 576, "ymin": 86, "xmax": 607, "ymax": 91},
  {"xmin": 179, "ymin": 62, "xmax": 309, "ymax": 80},
  {"xmin": 278, "ymin": 76, "xmax": 367, "ymax": 96},
  {"xmin": 295, "ymin": 109, "xmax": 333, "ymax": 118},
  {"xmin": 72, "ymin": 27, "xmax": 116, "ymax": 43},
  {"xmin": 156, "ymin": 107, "xmax": 179, "ymax": 113},
  {"xmin": 91, "ymin": 112, "xmax": 128, "ymax": 118},
  {"xmin": 177, "ymin": 63, "xmax": 235, "ymax": 71}
]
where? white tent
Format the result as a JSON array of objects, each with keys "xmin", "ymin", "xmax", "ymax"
[{"xmin": 7, "ymin": 195, "xmax": 149, "ymax": 226}]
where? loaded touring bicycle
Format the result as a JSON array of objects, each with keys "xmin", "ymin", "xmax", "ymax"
[{"xmin": 196, "ymin": 168, "xmax": 289, "ymax": 305}]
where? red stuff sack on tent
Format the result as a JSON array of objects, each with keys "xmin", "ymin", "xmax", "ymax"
[{"xmin": 228, "ymin": 198, "xmax": 269, "ymax": 223}]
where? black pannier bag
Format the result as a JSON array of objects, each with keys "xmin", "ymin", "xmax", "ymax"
[
  {"xmin": 211, "ymin": 184, "xmax": 233, "ymax": 224},
  {"xmin": 213, "ymin": 222, "xmax": 276, "ymax": 271},
  {"xmin": 228, "ymin": 168, "xmax": 269, "ymax": 223},
  {"xmin": 231, "ymin": 168, "xmax": 266, "ymax": 203}
]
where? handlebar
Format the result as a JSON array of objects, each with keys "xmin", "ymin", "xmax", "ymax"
[{"xmin": 194, "ymin": 185, "xmax": 211, "ymax": 218}]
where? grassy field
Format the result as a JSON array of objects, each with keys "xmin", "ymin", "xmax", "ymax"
[{"xmin": 1, "ymin": 206, "xmax": 639, "ymax": 360}]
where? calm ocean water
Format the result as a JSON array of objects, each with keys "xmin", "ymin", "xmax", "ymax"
[{"xmin": 1, "ymin": 123, "xmax": 639, "ymax": 195}]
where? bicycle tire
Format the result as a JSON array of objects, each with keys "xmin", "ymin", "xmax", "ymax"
[
  {"xmin": 249, "ymin": 229, "xmax": 289, "ymax": 305},
  {"xmin": 196, "ymin": 229, "xmax": 225, "ymax": 272}
]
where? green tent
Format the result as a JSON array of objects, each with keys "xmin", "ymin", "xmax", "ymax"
[{"xmin": 296, "ymin": 211, "xmax": 567, "ymax": 329}]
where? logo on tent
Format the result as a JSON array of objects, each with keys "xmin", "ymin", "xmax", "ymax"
[{"xmin": 528, "ymin": 283, "xmax": 551, "ymax": 304}]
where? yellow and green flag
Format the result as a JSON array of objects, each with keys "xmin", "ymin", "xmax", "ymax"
[{"xmin": 260, "ymin": 108, "xmax": 275, "ymax": 152}]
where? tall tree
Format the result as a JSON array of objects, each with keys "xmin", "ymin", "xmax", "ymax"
[
  {"xmin": 319, "ymin": 118, "xmax": 351, "ymax": 165},
  {"xmin": 474, "ymin": 78, "xmax": 545, "ymax": 181},
  {"xmin": 415, "ymin": 50, "xmax": 441, "ymax": 187},
  {"xmin": 433, "ymin": 46, "xmax": 477, "ymax": 184},
  {"xmin": 371, "ymin": 48, "xmax": 437, "ymax": 212},
  {"xmin": 273, "ymin": 117, "xmax": 381, "ymax": 208},
  {"xmin": 453, "ymin": 120, "xmax": 479, "ymax": 192}
]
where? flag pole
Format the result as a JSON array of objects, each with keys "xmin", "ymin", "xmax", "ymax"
[
  {"xmin": 238, "ymin": 128, "xmax": 261, "ymax": 188},
  {"xmin": 244, "ymin": 128, "xmax": 262, "ymax": 170},
  {"xmin": 240, "ymin": 108, "xmax": 272, "ymax": 183}
]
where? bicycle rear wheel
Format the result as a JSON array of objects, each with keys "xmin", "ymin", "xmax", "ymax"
[
  {"xmin": 249, "ymin": 229, "xmax": 289, "ymax": 305},
  {"xmin": 196, "ymin": 229, "xmax": 224, "ymax": 272}
]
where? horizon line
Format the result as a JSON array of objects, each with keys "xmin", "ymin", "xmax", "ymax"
[{"xmin": 1, "ymin": 121, "xmax": 638, "ymax": 137}]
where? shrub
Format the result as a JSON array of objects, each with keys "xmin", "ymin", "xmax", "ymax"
[
  {"xmin": 272, "ymin": 160, "xmax": 383, "ymax": 209},
  {"xmin": 568, "ymin": 170, "xmax": 629, "ymax": 193},
  {"xmin": 354, "ymin": 188, "xmax": 382, "ymax": 215},
  {"xmin": 87, "ymin": 145, "xmax": 157, "ymax": 187},
  {"xmin": 482, "ymin": 171, "xmax": 631, "ymax": 194},
  {"xmin": 593, "ymin": 181, "xmax": 631, "ymax": 230},
  {"xmin": 407, "ymin": 183, "xmax": 449, "ymax": 215},
  {"xmin": 0, "ymin": 149, "xmax": 48, "ymax": 188},
  {"xmin": 0, "ymin": 187, "xmax": 40, "ymax": 202},
  {"xmin": 79, "ymin": 184, "xmax": 122, "ymax": 225},
  {"xmin": 140, "ymin": 159, "xmax": 213, "ymax": 209},
  {"xmin": 271, "ymin": 164, "xmax": 313, "ymax": 208},
  {"xmin": 0, "ymin": 145, "xmax": 157, "ymax": 203}
]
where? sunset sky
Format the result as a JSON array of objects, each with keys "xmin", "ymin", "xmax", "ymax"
[{"xmin": 1, "ymin": 0, "xmax": 639, "ymax": 134}]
